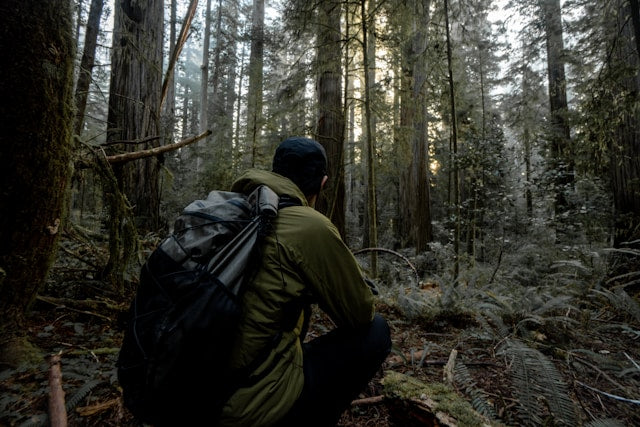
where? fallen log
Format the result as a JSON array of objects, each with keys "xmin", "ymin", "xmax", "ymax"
[{"xmin": 382, "ymin": 371, "xmax": 493, "ymax": 427}]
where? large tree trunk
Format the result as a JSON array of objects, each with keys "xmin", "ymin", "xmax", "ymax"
[
  {"xmin": 610, "ymin": 0, "xmax": 640, "ymax": 247},
  {"xmin": 541, "ymin": 0, "xmax": 573, "ymax": 231},
  {"xmin": 74, "ymin": 0, "xmax": 104, "ymax": 137},
  {"xmin": 246, "ymin": 0, "xmax": 265, "ymax": 168},
  {"xmin": 106, "ymin": 0, "xmax": 164, "ymax": 231},
  {"xmin": 398, "ymin": 0, "xmax": 433, "ymax": 253},
  {"xmin": 316, "ymin": 0, "xmax": 346, "ymax": 237},
  {"xmin": 361, "ymin": 0, "xmax": 378, "ymax": 274},
  {"xmin": 0, "ymin": 0, "xmax": 74, "ymax": 357}
]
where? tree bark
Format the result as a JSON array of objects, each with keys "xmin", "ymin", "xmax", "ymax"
[
  {"xmin": 0, "ymin": 0, "xmax": 74, "ymax": 346},
  {"xmin": 74, "ymin": 0, "xmax": 104, "ymax": 137},
  {"xmin": 610, "ymin": 0, "xmax": 640, "ymax": 247},
  {"xmin": 361, "ymin": 0, "xmax": 378, "ymax": 274},
  {"xmin": 316, "ymin": 0, "xmax": 346, "ymax": 237},
  {"xmin": 541, "ymin": 0, "xmax": 573, "ymax": 230},
  {"xmin": 246, "ymin": 0, "xmax": 265, "ymax": 168},
  {"xmin": 106, "ymin": 0, "xmax": 164, "ymax": 231},
  {"xmin": 445, "ymin": 0, "xmax": 460, "ymax": 276}
]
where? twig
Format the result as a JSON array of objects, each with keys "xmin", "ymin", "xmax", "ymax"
[
  {"xmin": 36, "ymin": 296, "xmax": 113, "ymax": 321},
  {"xmin": 351, "ymin": 395, "xmax": 385, "ymax": 406},
  {"xmin": 353, "ymin": 247, "xmax": 420, "ymax": 284},
  {"xmin": 105, "ymin": 130, "xmax": 211, "ymax": 164},
  {"xmin": 48, "ymin": 353, "xmax": 68, "ymax": 427},
  {"xmin": 576, "ymin": 380, "xmax": 640, "ymax": 405}
]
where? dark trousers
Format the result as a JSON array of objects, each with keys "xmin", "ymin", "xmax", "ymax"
[{"xmin": 277, "ymin": 314, "xmax": 392, "ymax": 427}]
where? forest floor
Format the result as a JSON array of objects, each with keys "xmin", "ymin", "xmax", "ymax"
[{"xmin": 1, "ymin": 229, "xmax": 640, "ymax": 426}]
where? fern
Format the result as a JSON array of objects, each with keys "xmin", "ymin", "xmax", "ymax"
[
  {"xmin": 65, "ymin": 379, "xmax": 102, "ymax": 412},
  {"xmin": 498, "ymin": 338, "xmax": 578, "ymax": 426},
  {"xmin": 584, "ymin": 418, "xmax": 627, "ymax": 427},
  {"xmin": 453, "ymin": 361, "xmax": 498, "ymax": 420}
]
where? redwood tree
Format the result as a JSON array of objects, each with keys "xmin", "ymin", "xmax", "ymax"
[
  {"xmin": 106, "ymin": 0, "xmax": 164, "ymax": 231},
  {"xmin": 316, "ymin": 0, "xmax": 346, "ymax": 237},
  {"xmin": 0, "ymin": 0, "xmax": 75, "ymax": 357}
]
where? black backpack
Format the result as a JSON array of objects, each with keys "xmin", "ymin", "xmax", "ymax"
[{"xmin": 117, "ymin": 185, "xmax": 284, "ymax": 425}]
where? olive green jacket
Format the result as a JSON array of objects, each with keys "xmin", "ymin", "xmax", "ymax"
[{"xmin": 218, "ymin": 169, "xmax": 374, "ymax": 427}]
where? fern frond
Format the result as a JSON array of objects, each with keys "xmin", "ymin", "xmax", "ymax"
[
  {"xmin": 65, "ymin": 379, "xmax": 102, "ymax": 412},
  {"xmin": 453, "ymin": 361, "xmax": 498, "ymax": 419},
  {"xmin": 584, "ymin": 419, "xmax": 626, "ymax": 427},
  {"xmin": 499, "ymin": 338, "xmax": 578, "ymax": 426}
]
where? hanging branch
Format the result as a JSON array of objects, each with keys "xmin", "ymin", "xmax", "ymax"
[
  {"xmin": 105, "ymin": 130, "xmax": 211, "ymax": 164},
  {"xmin": 160, "ymin": 0, "xmax": 199, "ymax": 109},
  {"xmin": 352, "ymin": 247, "xmax": 420, "ymax": 284}
]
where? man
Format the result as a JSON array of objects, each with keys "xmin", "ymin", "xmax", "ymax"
[{"xmin": 220, "ymin": 137, "xmax": 391, "ymax": 426}]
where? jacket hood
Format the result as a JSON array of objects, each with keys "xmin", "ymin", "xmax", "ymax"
[{"xmin": 231, "ymin": 169, "xmax": 309, "ymax": 207}]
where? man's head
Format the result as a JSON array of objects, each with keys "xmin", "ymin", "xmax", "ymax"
[{"xmin": 272, "ymin": 137, "xmax": 328, "ymax": 199}]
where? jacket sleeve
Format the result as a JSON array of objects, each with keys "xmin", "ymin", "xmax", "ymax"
[{"xmin": 295, "ymin": 210, "xmax": 375, "ymax": 328}]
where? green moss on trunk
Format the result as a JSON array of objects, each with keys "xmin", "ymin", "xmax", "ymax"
[{"xmin": 0, "ymin": 0, "xmax": 75, "ymax": 341}]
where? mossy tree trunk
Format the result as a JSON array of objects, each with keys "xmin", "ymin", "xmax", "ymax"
[{"xmin": 0, "ymin": 0, "xmax": 74, "ymax": 350}]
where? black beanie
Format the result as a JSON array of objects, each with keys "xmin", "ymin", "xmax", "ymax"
[{"xmin": 272, "ymin": 137, "xmax": 327, "ymax": 196}]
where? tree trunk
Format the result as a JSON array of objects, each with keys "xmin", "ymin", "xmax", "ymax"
[
  {"xmin": 412, "ymin": 0, "xmax": 433, "ymax": 253},
  {"xmin": 246, "ymin": 0, "xmax": 265, "ymax": 168},
  {"xmin": 107, "ymin": 0, "xmax": 164, "ymax": 231},
  {"xmin": 163, "ymin": 0, "xmax": 178, "ymax": 144},
  {"xmin": 74, "ymin": 0, "xmax": 104, "ymax": 137},
  {"xmin": 361, "ymin": 0, "xmax": 378, "ymax": 274},
  {"xmin": 541, "ymin": 0, "xmax": 573, "ymax": 231},
  {"xmin": 0, "ymin": 0, "xmax": 74, "ymax": 353},
  {"xmin": 316, "ymin": 0, "xmax": 346, "ymax": 237},
  {"xmin": 610, "ymin": 0, "xmax": 640, "ymax": 247},
  {"xmin": 445, "ymin": 0, "xmax": 460, "ymax": 277}
]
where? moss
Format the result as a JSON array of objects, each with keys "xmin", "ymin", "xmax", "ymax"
[
  {"xmin": 383, "ymin": 371, "xmax": 491, "ymax": 427},
  {"xmin": 0, "ymin": 336, "xmax": 44, "ymax": 370}
]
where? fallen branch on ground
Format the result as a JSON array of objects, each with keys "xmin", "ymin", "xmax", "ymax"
[{"xmin": 48, "ymin": 353, "xmax": 67, "ymax": 427}]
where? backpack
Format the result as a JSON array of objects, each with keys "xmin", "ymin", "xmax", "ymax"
[{"xmin": 117, "ymin": 185, "xmax": 283, "ymax": 425}]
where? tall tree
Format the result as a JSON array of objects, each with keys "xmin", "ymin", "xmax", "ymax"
[
  {"xmin": 246, "ymin": 0, "xmax": 265, "ymax": 167},
  {"xmin": 541, "ymin": 0, "xmax": 573, "ymax": 229},
  {"xmin": 397, "ymin": 0, "xmax": 433, "ymax": 252},
  {"xmin": 608, "ymin": 0, "xmax": 640, "ymax": 246},
  {"xmin": 316, "ymin": 0, "xmax": 346, "ymax": 236},
  {"xmin": 201, "ymin": 0, "xmax": 212, "ymax": 137},
  {"xmin": 74, "ymin": 0, "xmax": 104, "ymax": 137},
  {"xmin": 106, "ymin": 0, "xmax": 164, "ymax": 231},
  {"xmin": 0, "ymin": 0, "xmax": 74, "ymax": 360},
  {"xmin": 444, "ymin": 0, "xmax": 460, "ymax": 276}
]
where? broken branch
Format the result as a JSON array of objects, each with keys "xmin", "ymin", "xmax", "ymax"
[
  {"xmin": 48, "ymin": 353, "xmax": 68, "ymax": 427},
  {"xmin": 105, "ymin": 130, "xmax": 211, "ymax": 164}
]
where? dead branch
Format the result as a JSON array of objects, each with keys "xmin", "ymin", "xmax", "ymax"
[
  {"xmin": 100, "ymin": 135, "xmax": 161, "ymax": 147},
  {"xmin": 160, "ymin": 0, "xmax": 198, "ymax": 109},
  {"xmin": 353, "ymin": 247, "xmax": 420, "ymax": 283},
  {"xmin": 76, "ymin": 398, "xmax": 120, "ymax": 417},
  {"xmin": 351, "ymin": 395, "xmax": 385, "ymax": 406},
  {"xmin": 105, "ymin": 130, "xmax": 211, "ymax": 164},
  {"xmin": 36, "ymin": 295, "xmax": 124, "ymax": 312},
  {"xmin": 48, "ymin": 353, "xmax": 68, "ymax": 427},
  {"xmin": 387, "ymin": 350, "xmax": 497, "ymax": 368}
]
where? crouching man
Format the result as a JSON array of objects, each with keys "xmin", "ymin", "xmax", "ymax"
[{"xmin": 220, "ymin": 137, "xmax": 391, "ymax": 427}]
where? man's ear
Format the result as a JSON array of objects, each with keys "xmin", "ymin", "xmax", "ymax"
[{"xmin": 320, "ymin": 175, "xmax": 328, "ymax": 190}]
